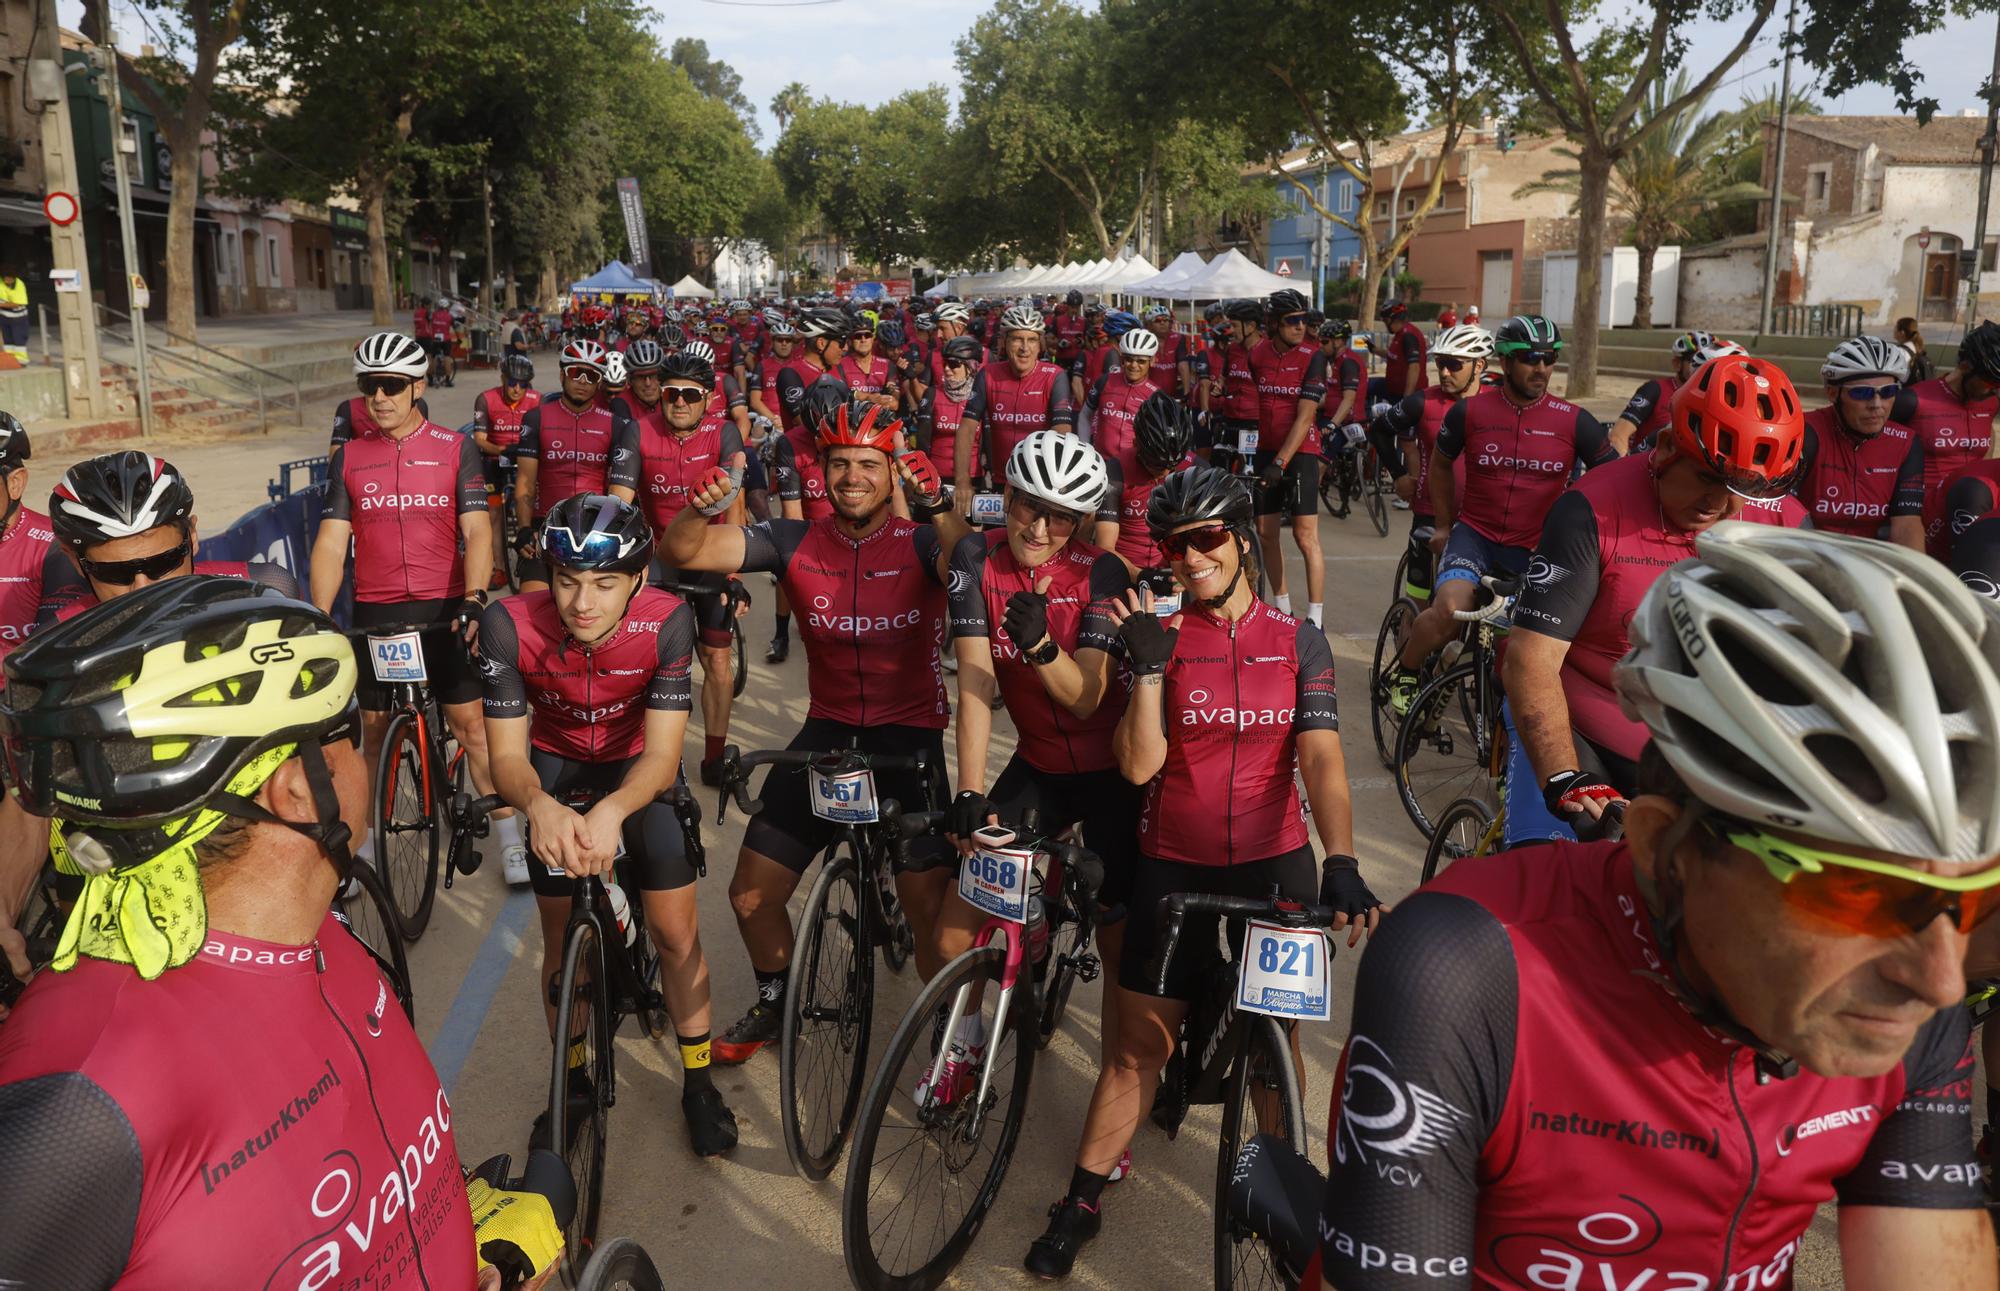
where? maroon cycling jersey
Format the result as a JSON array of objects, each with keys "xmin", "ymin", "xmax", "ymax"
[
  {"xmin": 1246, "ymin": 337, "xmax": 1330, "ymax": 452},
  {"xmin": 1136, "ymin": 600, "xmax": 1338, "ymax": 865},
  {"xmin": 472, "ymin": 385, "xmax": 540, "ymax": 451},
  {"xmin": 1146, "ymin": 332, "xmax": 1192, "ymax": 397},
  {"xmin": 837, "ymin": 352, "xmax": 894, "ymax": 396},
  {"xmin": 947, "ymin": 531, "xmax": 1131, "ymax": 774},
  {"xmin": 741, "ymin": 516, "xmax": 949, "ymax": 728},
  {"xmin": 1435, "ymin": 386, "xmax": 1616, "ymax": 548},
  {"xmin": 477, "ymin": 587, "xmax": 693, "ymax": 761},
  {"xmin": 1051, "ymin": 311, "xmax": 1088, "ymax": 365},
  {"xmin": 1085, "ymin": 370, "xmax": 1161, "ymax": 483},
  {"xmin": 1209, "ymin": 338, "xmax": 1262, "ymax": 423},
  {"xmin": 1926, "ymin": 457, "xmax": 2000, "ymax": 559},
  {"xmin": 1793, "ymin": 405, "xmax": 1925, "ymax": 538},
  {"xmin": 1382, "ymin": 320, "xmax": 1428, "ymax": 396},
  {"xmin": 1892, "ymin": 376, "xmax": 1998, "ymax": 508},
  {"xmin": 1095, "ymin": 457, "xmax": 1194, "ymax": 569},
  {"xmin": 1329, "ymin": 348, "xmax": 1369, "ymax": 421},
  {"xmin": 0, "ymin": 507, "xmax": 78, "ymax": 667},
  {"xmin": 1320, "ymin": 840, "xmax": 1980, "ymax": 1291},
  {"xmin": 1382, "ymin": 385, "xmax": 1463, "ymax": 512},
  {"xmin": 963, "ymin": 361, "xmax": 1075, "ymax": 478},
  {"xmin": 0, "ymin": 915, "xmax": 480, "ymax": 1291},
  {"xmin": 323, "ymin": 422, "xmax": 486, "ymax": 603},
  {"xmin": 771, "ymin": 432, "xmax": 834, "ymax": 522},
  {"xmin": 917, "ymin": 385, "xmax": 978, "ymax": 481},
  {"xmin": 517, "ymin": 398, "xmax": 628, "ymax": 519},
  {"xmin": 770, "ymin": 355, "xmax": 834, "ymax": 434},
  {"xmin": 1615, "ymin": 374, "xmax": 1678, "ymax": 448},
  {"xmin": 747, "ymin": 352, "xmax": 790, "ymax": 415},
  {"xmin": 613, "ymin": 405, "xmax": 747, "ymax": 530}
]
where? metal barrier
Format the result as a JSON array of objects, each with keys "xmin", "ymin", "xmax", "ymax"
[
  {"xmin": 1771, "ymin": 305, "xmax": 1863, "ymax": 338},
  {"xmin": 268, "ymin": 456, "xmax": 330, "ymax": 501}
]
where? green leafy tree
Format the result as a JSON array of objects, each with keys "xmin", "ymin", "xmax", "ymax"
[
  {"xmin": 773, "ymin": 89, "xmax": 952, "ymax": 267},
  {"xmin": 669, "ymin": 37, "xmax": 759, "ymax": 141},
  {"xmin": 770, "ymin": 81, "xmax": 810, "ymax": 133}
]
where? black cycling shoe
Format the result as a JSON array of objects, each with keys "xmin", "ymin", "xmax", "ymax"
[
  {"xmin": 699, "ymin": 756, "xmax": 726, "ymax": 788},
  {"xmin": 765, "ymin": 635, "xmax": 790, "ymax": 664},
  {"xmin": 712, "ymin": 1000, "xmax": 782, "ymax": 1064},
  {"xmin": 1023, "ymin": 1197, "xmax": 1101, "ymax": 1280},
  {"xmin": 683, "ymin": 1085, "xmax": 739, "ymax": 1157}
]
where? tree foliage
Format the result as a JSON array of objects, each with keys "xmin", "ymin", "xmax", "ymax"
[
  {"xmin": 670, "ymin": 37, "xmax": 759, "ymax": 141},
  {"xmin": 772, "ymin": 89, "xmax": 952, "ymax": 267}
]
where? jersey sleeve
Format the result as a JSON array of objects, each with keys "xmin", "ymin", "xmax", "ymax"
[
  {"xmin": 1891, "ymin": 434, "xmax": 1927, "ymax": 516},
  {"xmin": 515, "ymin": 408, "xmax": 542, "ymax": 460},
  {"xmin": 1320, "ymin": 891, "xmax": 1517, "ymax": 1288},
  {"xmin": 323, "ymin": 446, "xmax": 354, "ymax": 522},
  {"xmin": 1833, "ymin": 1006, "xmax": 1983, "ymax": 1210},
  {"xmin": 913, "ymin": 392, "xmax": 937, "ymax": 454},
  {"xmin": 1946, "ymin": 473, "xmax": 2000, "ymax": 540},
  {"xmin": 608, "ymin": 416, "xmax": 642, "ymax": 494},
  {"xmin": 1574, "ymin": 407, "xmax": 1616, "ymax": 466},
  {"xmin": 1889, "ymin": 387, "xmax": 1921, "ymax": 427},
  {"xmin": 330, "ymin": 401, "xmax": 354, "ymax": 451},
  {"xmin": 1396, "ymin": 328, "xmax": 1424, "ymax": 365},
  {"xmin": 912, "ymin": 524, "xmax": 946, "ymax": 586},
  {"xmin": 1293, "ymin": 619, "xmax": 1339, "ymax": 732},
  {"xmin": 1617, "ymin": 379, "xmax": 1664, "ymax": 427},
  {"xmin": 721, "ymin": 374, "xmax": 747, "ymax": 411},
  {"xmin": 471, "ymin": 393, "xmax": 491, "ymax": 434},
  {"xmin": 455, "ymin": 435, "xmax": 486, "ymax": 513},
  {"xmin": 1511, "ymin": 490, "xmax": 1603, "ymax": 642},
  {"xmin": 1435, "ymin": 401, "xmax": 1468, "ymax": 460},
  {"xmin": 1087, "ymin": 370, "xmax": 1110, "ymax": 412},
  {"xmin": 739, "ymin": 518, "xmax": 808, "ymax": 577},
  {"xmin": 245, "ymin": 560, "xmax": 302, "ymax": 600},
  {"xmin": 37, "ymin": 541, "xmax": 83, "ymax": 610},
  {"xmin": 1298, "ymin": 349, "xmax": 1329, "ymax": 406},
  {"xmin": 718, "ymin": 421, "xmax": 747, "ymax": 466},
  {"xmin": 1385, "ymin": 390, "xmax": 1426, "ymax": 438},
  {"xmin": 1047, "ymin": 369, "xmax": 1075, "ymax": 428},
  {"xmin": 1078, "ymin": 553, "xmax": 1131, "ymax": 654},
  {"xmin": 0, "ymin": 1072, "xmax": 144, "ymax": 1291},
  {"xmin": 1952, "ymin": 517, "xmax": 2000, "ymax": 600},
  {"xmin": 948, "ymin": 533, "xmax": 991, "ymax": 639},
  {"xmin": 961, "ymin": 369, "xmax": 990, "ymax": 424},
  {"xmin": 476, "ymin": 603, "xmax": 527, "ymax": 719},
  {"xmin": 771, "ymin": 436, "xmax": 802, "ymax": 502},
  {"xmin": 648, "ymin": 602, "xmax": 695, "ymax": 712},
  {"xmin": 1338, "ymin": 354, "xmax": 1365, "ymax": 399},
  {"xmin": 774, "ymin": 367, "xmax": 809, "ymax": 420}
]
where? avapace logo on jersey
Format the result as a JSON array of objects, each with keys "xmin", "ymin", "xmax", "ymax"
[
  {"xmin": 808, "ymin": 604, "xmax": 924, "ymax": 636},
  {"xmin": 1473, "ymin": 449, "xmax": 1569, "ymax": 475},
  {"xmin": 358, "ymin": 491, "xmax": 453, "ymax": 513},
  {"xmin": 1332, "ymin": 1035, "xmax": 1471, "ymax": 1190},
  {"xmin": 1489, "ymin": 1197, "xmax": 1804, "ymax": 1291},
  {"xmin": 1177, "ymin": 687, "xmax": 1296, "ymax": 730}
]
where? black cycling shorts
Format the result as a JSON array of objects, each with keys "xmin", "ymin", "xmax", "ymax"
[
  {"xmin": 525, "ymin": 747, "xmax": 695, "ymax": 896},
  {"xmin": 986, "ymin": 758, "xmax": 1143, "ymax": 915},
  {"xmin": 742, "ymin": 716, "xmax": 952, "ymax": 874},
  {"xmin": 1119, "ymin": 847, "xmax": 1317, "ymax": 1000},
  {"xmin": 649, "ymin": 563, "xmax": 734, "ymax": 650},
  {"xmin": 1251, "ymin": 450, "xmax": 1321, "ymax": 518},
  {"xmin": 352, "ymin": 598, "xmax": 481, "ymax": 709},
  {"xmin": 1404, "ymin": 513, "xmax": 1437, "ymax": 599}
]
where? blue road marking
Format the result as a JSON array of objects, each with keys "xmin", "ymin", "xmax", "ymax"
[{"xmin": 432, "ymin": 888, "xmax": 536, "ymax": 1093}]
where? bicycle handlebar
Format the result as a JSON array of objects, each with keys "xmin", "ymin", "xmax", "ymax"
[
  {"xmin": 1147, "ymin": 889, "xmax": 1339, "ymax": 998},
  {"xmin": 709, "ymin": 743, "xmax": 933, "ymax": 824}
]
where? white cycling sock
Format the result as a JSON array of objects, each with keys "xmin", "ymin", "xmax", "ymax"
[
  {"xmin": 495, "ymin": 814, "xmax": 524, "ymax": 850},
  {"xmin": 953, "ymin": 1012, "xmax": 988, "ymax": 1051},
  {"xmin": 1309, "ymin": 603, "xmax": 1324, "ymax": 627},
  {"xmin": 1274, "ymin": 592, "xmax": 1292, "ymax": 614}
]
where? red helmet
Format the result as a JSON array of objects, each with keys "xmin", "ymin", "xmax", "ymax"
[
  {"xmin": 1668, "ymin": 353, "xmax": 1804, "ymax": 499},
  {"xmin": 817, "ymin": 400, "xmax": 901, "ymax": 454}
]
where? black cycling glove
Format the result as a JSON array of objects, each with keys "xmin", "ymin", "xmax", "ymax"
[
  {"xmin": 1118, "ymin": 611, "xmax": 1179, "ymax": 676},
  {"xmin": 946, "ymin": 790, "xmax": 997, "ymax": 841},
  {"xmin": 1257, "ymin": 458, "xmax": 1287, "ymax": 488},
  {"xmin": 1318, "ymin": 854, "xmax": 1382, "ymax": 917},
  {"xmin": 1001, "ymin": 590, "xmax": 1050, "ymax": 655}
]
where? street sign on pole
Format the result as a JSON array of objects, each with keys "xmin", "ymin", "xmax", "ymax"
[
  {"xmin": 43, "ymin": 192, "xmax": 78, "ymax": 225},
  {"xmin": 1276, "ymin": 261, "xmax": 1293, "ymax": 277},
  {"xmin": 1919, "ymin": 227, "xmax": 1933, "ymax": 250}
]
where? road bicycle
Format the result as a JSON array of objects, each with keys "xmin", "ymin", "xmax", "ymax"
[
  {"xmin": 455, "ymin": 781, "xmax": 706, "ymax": 1285},
  {"xmin": 347, "ymin": 621, "xmax": 469, "ymax": 940},
  {"xmin": 840, "ymin": 815, "xmax": 1103, "ymax": 1290},
  {"xmin": 1219, "ymin": 1132, "xmax": 1329, "ymax": 1289},
  {"xmin": 1389, "ymin": 574, "xmax": 1517, "ymax": 840},
  {"xmin": 1423, "ymin": 792, "xmax": 1627, "ymax": 884},
  {"xmin": 657, "ymin": 574, "xmax": 751, "ymax": 700},
  {"xmin": 713, "ymin": 743, "xmax": 940, "ymax": 1180},
  {"xmin": 1148, "ymin": 889, "xmax": 1340, "ymax": 1291},
  {"xmin": 1318, "ymin": 425, "xmax": 1389, "ymax": 537}
]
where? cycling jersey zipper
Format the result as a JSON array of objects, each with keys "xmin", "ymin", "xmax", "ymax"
[
  {"xmin": 852, "ymin": 537, "xmax": 867, "ymax": 727},
  {"xmin": 1228, "ymin": 615, "xmax": 1241, "ymax": 862},
  {"xmin": 1719, "ymin": 1050, "xmax": 1758, "ymax": 1285}
]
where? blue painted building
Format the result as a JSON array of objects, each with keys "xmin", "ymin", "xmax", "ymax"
[{"xmin": 1265, "ymin": 160, "xmax": 1364, "ymax": 308}]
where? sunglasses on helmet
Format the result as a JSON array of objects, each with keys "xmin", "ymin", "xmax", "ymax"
[{"xmin": 1161, "ymin": 526, "xmax": 1236, "ymax": 560}]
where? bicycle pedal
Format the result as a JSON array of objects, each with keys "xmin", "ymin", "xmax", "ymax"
[{"xmin": 1076, "ymin": 956, "xmax": 1100, "ymax": 983}]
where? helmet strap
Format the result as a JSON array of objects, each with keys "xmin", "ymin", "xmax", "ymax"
[{"xmin": 1196, "ymin": 531, "xmax": 1253, "ymax": 612}]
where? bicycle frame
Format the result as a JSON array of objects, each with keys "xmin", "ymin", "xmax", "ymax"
[{"xmin": 927, "ymin": 913, "xmax": 1029, "ymax": 1134}]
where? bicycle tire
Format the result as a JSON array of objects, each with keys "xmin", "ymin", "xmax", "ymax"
[
  {"xmin": 373, "ymin": 711, "xmax": 440, "ymax": 939},
  {"xmin": 730, "ymin": 618, "xmax": 749, "ymax": 699},
  {"xmin": 550, "ymin": 919, "xmax": 612, "ymax": 1286},
  {"xmin": 501, "ymin": 505, "xmax": 522, "ymax": 593},
  {"xmin": 616, "ymin": 877, "xmax": 672, "ymax": 1040},
  {"xmin": 1214, "ymin": 1015, "xmax": 1306, "ymax": 1291},
  {"xmin": 1035, "ymin": 895, "xmax": 1095, "ymax": 1049},
  {"xmin": 1363, "ymin": 459, "xmax": 1389, "ymax": 536},
  {"xmin": 842, "ymin": 944, "xmax": 1038, "ymax": 1290},
  {"xmin": 332, "ymin": 859, "xmax": 415, "ymax": 1020},
  {"xmin": 1391, "ymin": 659, "xmax": 1496, "ymax": 840},
  {"xmin": 1422, "ymin": 796, "xmax": 1495, "ymax": 883},
  {"xmin": 1368, "ymin": 598, "xmax": 1420, "ymax": 768},
  {"xmin": 868, "ymin": 846, "xmax": 914, "ymax": 975},
  {"xmin": 781, "ymin": 849, "xmax": 873, "ymax": 1180},
  {"xmin": 573, "ymin": 1237, "xmax": 667, "ymax": 1291}
]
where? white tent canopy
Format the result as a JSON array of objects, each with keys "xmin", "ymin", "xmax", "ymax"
[
  {"xmin": 1104, "ymin": 255, "xmax": 1159, "ymax": 288},
  {"xmin": 1164, "ymin": 248, "xmax": 1299, "ymax": 301},
  {"xmin": 924, "ymin": 254, "xmax": 1163, "ymax": 299},
  {"xmin": 1125, "ymin": 251, "xmax": 1208, "ymax": 295},
  {"xmin": 668, "ymin": 274, "xmax": 715, "ymax": 299}
]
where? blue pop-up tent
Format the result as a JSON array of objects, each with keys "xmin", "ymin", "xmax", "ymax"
[{"xmin": 569, "ymin": 260, "xmax": 662, "ymax": 297}]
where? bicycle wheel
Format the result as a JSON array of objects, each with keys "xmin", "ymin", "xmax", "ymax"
[
  {"xmin": 1368, "ymin": 598, "xmax": 1420, "ymax": 768},
  {"xmin": 1391, "ymin": 659, "xmax": 1495, "ymax": 840},
  {"xmin": 1214, "ymin": 1016, "xmax": 1306, "ymax": 1291},
  {"xmin": 501, "ymin": 505, "xmax": 522, "ymax": 593},
  {"xmin": 843, "ymin": 944, "xmax": 1038, "ymax": 1290},
  {"xmin": 1317, "ymin": 457, "xmax": 1342, "ymax": 514},
  {"xmin": 868, "ymin": 849, "xmax": 914, "ymax": 975},
  {"xmin": 373, "ymin": 710, "xmax": 440, "ymax": 939},
  {"xmin": 730, "ymin": 617, "xmax": 749, "ymax": 699},
  {"xmin": 332, "ymin": 859, "xmax": 415, "ymax": 1020},
  {"xmin": 1035, "ymin": 894, "xmax": 1095, "ymax": 1049},
  {"xmin": 550, "ymin": 920, "xmax": 613, "ymax": 1287},
  {"xmin": 781, "ymin": 849, "xmax": 874, "ymax": 1180},
  {"xmin": 617, "ymin": 879, "xmax": 672, "ymax": 1040},
  {"xmin": 1422, "ymin": 796, "xmax": 1495, "ymax": 883},
  {"xmin": 573, "ymin": 1238, "xmax": 667, "ymax": 1291},
  {"xmin": 1363, "ymin": 458, "xmax": 1389, "ymax": 536}
]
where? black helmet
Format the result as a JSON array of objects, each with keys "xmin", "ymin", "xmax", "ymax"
[
  {"xmin": 1224, "ymin": 298, "xmax": 1264, "ymax": 324},
  {"xmin": 51, "ymin": 451, "xmax": 195, "ymax": 555},
  {"xmin": 1961, "ymin": 320, "xmax": 2000, "ymax": 381},
  {"xmin": 1065, "ymin": 289, "xmax": 1084, "ymax": 308},
  {"xmin": 657, "ymin": 320, "xmax": 686, "ymax": 352},
  {"xmin": 876, "ymin": 320, "xmax": 906, "ymax": 348},
  {"xmin": 802, "ymin": 375, "xmax": 853, "ymax": 433},
  {"xmin": 539, "ymin": 493, "xmax": 652, "ymax": 574},
  {"xmin": 941, "ymin": 335, "xmax": 984, "ymax": 364},
  {"xmin": 1267, "ymin": 289, "xmax": 1310, "ymax": 319},
  {"xmin": 500, "ymin": 354, "xmax": 535, "ymax": 385},
  {"xmin": 1303, "ymin": 309, "xmax": 1325, "ymax": 330},
  {"xmin": 0, "ymin": 410, "xmax": 28, "ymax": 469},
  {"xmin": 1319, "ymin": 318, "xmax": 1352, "ymax": 342},
  {"xmin": 796, "ymin": 307, "xmax": 853, "ymax": 341},
  {"xmin": 1147, "ymin": 463, "xmax": 1253, "ymax": 539},
  {"xmin": 625, "ymin": 339, "xmax": 665, "ymax": 374},
  {"xmin": 1203, "ymin": 302, "xmax": 1226, "ymax": 322},
  {"xmin": 658, "ymin": 348, "xmax": 714, "ymax": 389},
  {"xmin": 1493, "ymin": 314, "xmax": 1563, "ymax": 357},
  {"xmin": 1134, "ymin": 393, "xmax": 1195, "ymax": 476}
]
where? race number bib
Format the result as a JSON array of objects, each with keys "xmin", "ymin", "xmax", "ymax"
[
  {"xmin": 959, "ymin": 842, "xmax": 1035, "ymax": 923},
  {"xmin": 972, "ymin": 493, "xmax": 1006, "ymax": 526},
  {"xmin": 809, "ymin": 766, "xmax": 879, "ymax": 824},
  {"xmin": 1236, "ymin": 920, "xmax": 1332, "ymax": 1021},
  {"xmin": 1235, "ymin": 426, "xmax": 1259, "ymax": 455},
  {"xmin": 1151, "ymin": 590, "xmax": 1182, "ymax": 618},
  {"xmin": 366, "ymin": 631, "xmax": 428, "ymax": 684}
]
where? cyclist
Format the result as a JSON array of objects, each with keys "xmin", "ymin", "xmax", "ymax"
[
  {"xmin": 657, "ymin": 401, "xmax": 970, "ymax": 1061},
  {"xmin": 745, "ymin": 310, "xmax": 800, "ymax": 428},
  {"xmin": 837, "ymin": 319, "xmax": 897, "ymax": 411},
  {"xmin": 513, "ymin": 338, "xmax": 630, "ymax": 594},
  {"xmin": 1367, "ymin": 323, "xmax": 1489, "ymax": 596},
  {"xmin": 1318, "ymin": 522, "xmax": 1996, "ymax": 1290},
  {"xmin": 1610, "ymin": 329, "xmax": 1713, "ymax": 453},
  {"xmin": 1071, "ymin": 309, "xmax": 1129, "ymax": 408},
  {"xmin": 610, "ymin": 347, "xmax": 749, "ymax": 787},
  {"xmin": 329, "ymin": 328, "xmax": 432, "ymax": 453},
  {"xmin": 768, "ymin": 306, "xmax": 850, "ymax": 442},
  {"xmin": 0, "ymin": 576, "xmax": 563, "ymax": 1290},
  {"xmin": 956, "ymin": 303, "xmax": 1075, "ymax": 508},
  {"xmin": 474, "ymin": 353, "xmax": 541, "ymax": 585},
  {"xmin": 1138, "ymin": 305, "xmax": 1195, "ymax": 399},
  {"xmin": 478, "ymin": 493, "xmax": 738, "ymax": 1159},
  {"xmin": 1898, "ymin": 317, "xmax": 2000, "ymax": 523},
  {"xmin": 915, "ymin": 335, "xmax": 985, "ymax": 491},
  {"xmin": 0, "ymin": 412, "xmax": 76, "ymax": 666},
  {"xmin": 1385, "ymin": 314, "xmax": 1616, "ymax": 711},
  {"xmin": 930, "ymin": 301, "xmax": 972, "ymax": 388},
  {"xmin": 1025, "ymin": 464, "xmax": 1381, "ymax": 1279},
  {"xmin": 1050, "ymin": 289, "xmax": 1089, "ymax": 367},
  {"xmin": 601, "ymin": 350, "xmax": 629, "ymax": 409},
  {"xmin": 1201, "ymin": 299, "xmax": 1266, "ymax": 472},
  {"xmin": 1787, "ymin": 335, "xmax": 1925, "ymax": 547},
  {"xmin": 1093, "ymin": 392, "xmax": 1196, "ymax": 579},
  {"xmin": 1376, "ymin": 298, "xmax": 1428, "ymax": 401},
  {"xmin": 1082, "ymin": 327, "xmax": 1164, "ymax": 488},
  {"xmin": 1245, "ymin": 288, "xmax": 1329, "ymax": 626},
  {"xmin": 1506, "ymin": 353, "xmax": 1808, "ymax": 847},
  {"xmin": 309, "ymin": 331, "xmax": 505, "ymax": 877},
  {"xmin": 430, "ymin": 297, "xmax": 458, "ymax": 387}
]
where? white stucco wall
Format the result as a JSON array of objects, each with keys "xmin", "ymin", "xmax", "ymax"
[
  {"xmin": 1677, "ymin": 245, "xmax": 1765, "ymax": 332},
  {"xmin": 1803, "ymin": 164, "xmax": 1996, "ymax": 327}
]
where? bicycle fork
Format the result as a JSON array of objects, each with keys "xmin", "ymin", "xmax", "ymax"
[{"xmin": 929, "ymin": 919, "xmax": 1028, "ymax": 1133}]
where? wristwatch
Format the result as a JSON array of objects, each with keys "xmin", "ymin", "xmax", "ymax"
[{"xmin": 1022, "ymin": 636, "xmax": 1060, "ymax": 666}]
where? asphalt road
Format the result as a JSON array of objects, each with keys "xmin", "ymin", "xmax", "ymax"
[{"xmin": 28, "ymin": 370, "xmax": 1849, "ymax": 1289}]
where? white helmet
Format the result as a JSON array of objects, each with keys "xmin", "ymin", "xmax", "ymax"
[
  {"xmin": 353, "ymin": 332, "xmax": 429, "ymax": 378},
  {"xmin": 604, "ymin": 351, "xmax": 628, "ymax": 386},
  {"xmin": 1000, "ymin": 304, "xmax": 1045, "ymax": 335},
  {"xmin": 1692, "ymin": 338, "xmax": 1747, "ymax": 366},
  {"xmin": 1672, "ymin": 330, "xmax": 1717, "ymax": 360},
  {"xmin": 1007, "ymin": 430, "xmax": 1108, "ymax": 513},
  {"xmin": 1432, "ymin": 324, "xmax": 1494, "ymax": 360},
  {"xmin": 1119, "ymin": 328, "xmax": 1161, "ymax": 358},
  {"xmin": 1615, "ymin": 521, "xmax": 2000, "ymax": 867},
  {"xmin": 681, "ymin": 338, "xmax": 716, "ymax": 367},
  {"xmin": 1822, "ymin": 335, "xmax": 1912, "ymax": 385},
  {"xmin": 935, "ymin": 302, "xmax": 971, "ymax": 324}
]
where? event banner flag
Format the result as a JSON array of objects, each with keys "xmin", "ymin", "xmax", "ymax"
[{"xmin": 616, "ymin": 178, "xmax": 653, "ymax": 278}]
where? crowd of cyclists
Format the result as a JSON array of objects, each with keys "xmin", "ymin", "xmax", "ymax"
[{"xmin": 2, "ymin": 275, "xmax": 2000, "ymax": 1291}]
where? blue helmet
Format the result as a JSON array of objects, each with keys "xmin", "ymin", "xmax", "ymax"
[{"xmin": 1103, "ymin": 310, "xmax": 1141, "ymax": 339}]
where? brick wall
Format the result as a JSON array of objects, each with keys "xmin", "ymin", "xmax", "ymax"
[{"xmin": 1761, "ymin": 126, "xmax": 1865, "ymax": 223}]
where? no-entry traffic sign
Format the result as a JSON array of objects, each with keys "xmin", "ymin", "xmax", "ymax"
[{"xmin": 44, "ymin": 192, "xmax": 78, "ymax": 226}]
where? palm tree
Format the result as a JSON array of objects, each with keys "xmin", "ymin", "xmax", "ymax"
[
  {"xmin": 771, "ymin": 82, "xmax": 810, "ymax": 134},
  {"xmin": 1515, "ymin": 72, "xmax": 1767, "ymax": 328}
]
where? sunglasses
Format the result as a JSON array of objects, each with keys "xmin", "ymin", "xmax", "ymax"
[
  {"xmin": 1690, "ymin": 458, "xmax": 1800, "ymax": 501},
  {"xmin": 1161, "ymin": 525, "xmax": 1236, "ymax": 560},
  {"xmin": 1510, "ymin": 350, "xmax": 1561, "ymax": 367},
  {"xmin": 564, "ymin": 367, "xmax": 604, "ymax": 385},
  {"xmin": 1707, "ymin": 815, "xmax": 2000, "ymax": 938},
  {"xmin": 358, "ymin": 375, "xmax": 413, "ymax": 398},
  {"xmin": 1435, "ymin": 356, "xmax": 1470, "ymax": 374},
  {"xmin": 944, "ymin": 358, "xmax": 971, "ymax": 370},
  {"xmin": 1008, "ymin": 494, "xmax": 1081, "ymax": 532},
  {"xmin": 1279, "ymin": 313, "xmax": 1308, "ymax": 326},
  {"xmin": 83, "ymin": 537, "xmax": 191, "ymax": 586},
  {"xmin": 542, "ymin": 524, "xmax": 640, "ymax": 568},
  {"xmin": 662, "ymin": 385, "xmax": 708, "ymax": 405},
  {"xmin": 1840, "ymin": 383, "xmax": 1902, "ymax": 403}
]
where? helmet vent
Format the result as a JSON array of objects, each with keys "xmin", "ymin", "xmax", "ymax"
[
  {"xmin": 1713, "ymin": 620, "xmax": 1812, "ymax": 707},
  {"xmin": 1803, "ymin": 733, "xmax": 1886, "ymax": 805}
]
